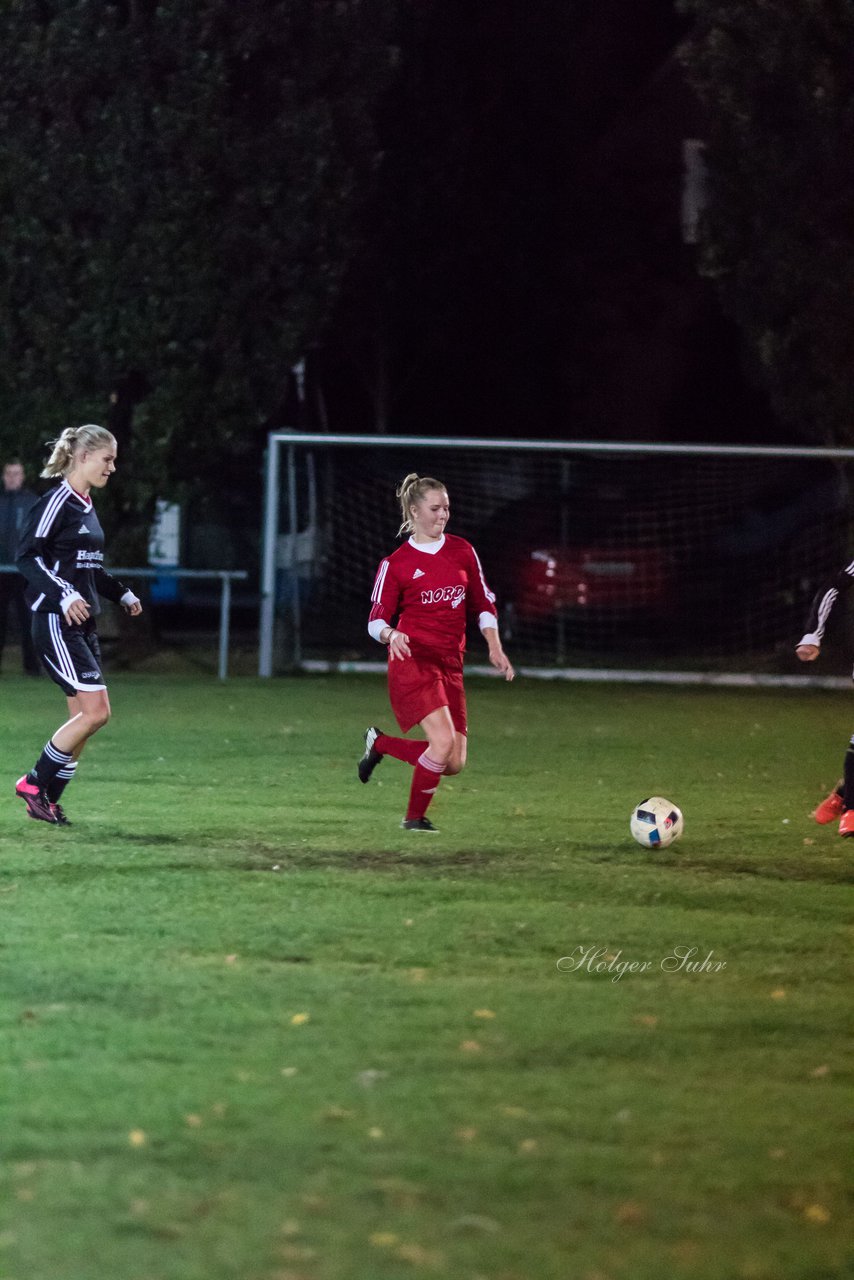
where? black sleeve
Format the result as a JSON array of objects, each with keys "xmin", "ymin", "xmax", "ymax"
[
  {"xmin": 15, "ymin": 500, "xmax": 77, "ymax": 608},
  {"xmin": 799, "ymin": 563, "xmax": 854, "ymax": 645},
  {"xmin": 94, "ymin": 567, "xmax": 129, "ymax": 605}
]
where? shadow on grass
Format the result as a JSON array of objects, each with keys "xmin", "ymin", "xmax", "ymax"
[
  {"xmin": 10, "ymin": 847, "xmax": 512, "ymax": 884},
  {"xmin": 658, "ymin": 853, "xmax": 854, "ymax": 885}
]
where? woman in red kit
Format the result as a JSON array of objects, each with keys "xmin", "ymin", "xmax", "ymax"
[{"xmin": 358, "ymin": 472, "xmax": 514, "ymax": 831}]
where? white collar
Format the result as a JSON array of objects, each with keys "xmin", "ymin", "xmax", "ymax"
[
  {"xmin": 62, "ymin": 478, "xmax": 92, "ymax": 510},
  {"xmin": 408, "ymin": 534, "xmax": 445, "ymax": 555}
]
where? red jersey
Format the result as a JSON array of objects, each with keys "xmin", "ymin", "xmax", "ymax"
[{"xmin": 369, "ymin": 533, "xmax": 498, "ymax": 666}]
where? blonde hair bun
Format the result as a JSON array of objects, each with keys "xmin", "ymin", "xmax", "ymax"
[{"xmin": 41, "ymin": 424, "xmax": 116, "ymax": 479}]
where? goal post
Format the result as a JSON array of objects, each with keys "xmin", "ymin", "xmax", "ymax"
[{"xmin": 259, "ymin": 433, "xmax": 854, "ymax": 685}]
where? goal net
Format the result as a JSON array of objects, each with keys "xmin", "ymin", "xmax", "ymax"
[{"xmin": 259, "ymin": 434, "xmax": 854, "ymax": 684}]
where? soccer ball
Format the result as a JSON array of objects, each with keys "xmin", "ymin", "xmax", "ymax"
[{"xmin": 630, "ymin": 796, "xmax": 684, "ymax": 849}]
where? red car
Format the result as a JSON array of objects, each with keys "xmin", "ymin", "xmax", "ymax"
[{"xmin": 508, "ymin": 541, "xmax": 675, "ymax": 620}]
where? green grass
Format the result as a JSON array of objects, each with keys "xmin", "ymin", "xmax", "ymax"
[{"xmin": 0, "ymin": 674, "xmax": 852, "ymax": 1280}]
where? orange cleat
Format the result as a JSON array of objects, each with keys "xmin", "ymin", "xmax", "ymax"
[
  {"xmin": 813, "ymin": 791, "xmax": 845, "ymax": 824},
  {"xmin": 838, "ymin": 810, "xmax": 854, "ymax": 837}
]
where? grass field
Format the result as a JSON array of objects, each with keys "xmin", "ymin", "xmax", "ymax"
[{"xmin": 1, "ymin": 673, "xmax": 852, "ymax": 1280}]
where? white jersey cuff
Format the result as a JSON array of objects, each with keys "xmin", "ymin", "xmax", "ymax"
[
  {"xmin": 798, "ymin": 633, "xmax": 821, "ymax": 648},
  {"xmin": 368, "ymin": 618, "xmax": 389, "ymax": 644},
  {"xmin": 121, "ymin": 589, "xmax": 140, "ymax": 607},
  {"xmin": 60, "ymin": 591, "xmax": 85, "ymax": 614},
  {"xmin": 479, "ymin": 611, "xmax": 498, "ymax": 632}
]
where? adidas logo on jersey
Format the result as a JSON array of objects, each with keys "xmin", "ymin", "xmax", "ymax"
[
  {"xmin": 79, "ymin": 524, "xmax": 90, "ymax": 534},
  {"xmin": 412, "ymin": 568, "xmax": 425, "ymax": 579}
]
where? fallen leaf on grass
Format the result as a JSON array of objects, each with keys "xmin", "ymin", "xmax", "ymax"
[
  {"xmin": 128, "ymin": 1130, "xmax": 147, "ymax": 1148},
  {"xmin": 459, "ymin": 1040, "xmax": 482, "ymax": 1053},
  {"xmin": 803, "ymin": 1204, "xmax": 831, "ymax": 1224},
  {"xmin": 396, "ymin": 1241, "xmax": 444, "ymax": 1266},
  {"xmin": 356, "ymin": 1069, "xmax": 388, "ymax": 1088},
  {"xmin": 809, "ymin": 1064, "xmax": 830, "ymax": 1078},
  {"xmin": 633, "ymin": 1014, "xmax": 658, "ymax": 1028},
  {"xmin": 281, "ymin": 1067, "xmax": 299, "ymax": 1077},
  {"xmin": 770, "ymin": 988, "xmax": 787, "ymax": 1001},
  {"xmin": 369, "ymin": 1232, "xmax": 399, "ymax": 1248},
  {"xmin": 185, "ymin": 1114, "xmax": 203, "ymax": 1128},
  {"xmin": 614, "ymin": 1200, "xmax": 646, "ymax": 1226},
  {"xmin": 368, "ymin": 1127, "xmax": 384, "ymax": 1140},
  {"xmin": 455, "ymin": 1127, "xmax": 478, "ymax": 1143},
  {"xmin": 449, "ymin": 1214, "xmax": 501, "ymax": 1234},
  {"xmin": 320, "ymin": 1106, "xmax": 354, "ymax": 1122},
  {"xmin": 473, "ymin": 1009, "xmax": 496, "ymax": 1019},
  {"xmin": 768, "ymin": 1148, "xmax": 787, "ymax": 1160},
  {"xmin": 517, "ymin": 1138, "xmax": 538, "ymax": 1154},
  {"xmin": 299, "ymin": 1194, "xmax": 329, "ymax": 1212},
  {"xmin": 290, "ymin": 1013, "xmax": 310, "ymax": 1026}
]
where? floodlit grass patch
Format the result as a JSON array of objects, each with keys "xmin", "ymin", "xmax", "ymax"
[{"xmin": 1, "ymin": 675, "xmax": 851, "ymax": 1280}]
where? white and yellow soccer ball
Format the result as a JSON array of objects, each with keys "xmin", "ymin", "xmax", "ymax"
[{"xmin": 630, "ymin": 796, "xmax": 684, "ymax": 849}]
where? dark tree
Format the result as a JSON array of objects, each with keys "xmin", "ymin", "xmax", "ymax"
[
  {"xmin": 680, "ymin": 0, "xmax": 854, "ymax": 444},
  {"xmin": 0, "ymin": 0, "xmax": 400, "ymax": 544}
]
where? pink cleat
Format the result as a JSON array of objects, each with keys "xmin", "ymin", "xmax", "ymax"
[{"xmin": 15, "ymin": 775, "xmax": 58, "ymax": 824}]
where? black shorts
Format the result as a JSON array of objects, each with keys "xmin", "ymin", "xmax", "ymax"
[{"xmin": 32, "ymin": 613, "xmax": 106, "ymax": 696}]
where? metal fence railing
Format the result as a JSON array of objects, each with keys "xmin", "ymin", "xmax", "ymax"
[{"xmin": 0, "ymin": 566, "xmax": 248, "ymax": 680}]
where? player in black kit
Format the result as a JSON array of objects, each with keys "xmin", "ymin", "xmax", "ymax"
[
  {"xmin": 14, "ymin": 424, "xmax": 142, "ymax": 824},
  {"xmin": 796, "ymin": 558, "xmax": 854, "ymax": 836}
]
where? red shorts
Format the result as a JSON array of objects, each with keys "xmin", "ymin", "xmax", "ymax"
[{"xmin": 388, "ymin": 655, "xmax": 467, "ymax": 735}]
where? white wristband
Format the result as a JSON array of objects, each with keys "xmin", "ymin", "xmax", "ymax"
[
  {"xmin": 61, "ymin": 591, "xmax": 85, "ymax": 615},
  {"xmin": 121, "ymin": 590, "xmax": 140, "ymax": 608},
  {"xmin": 368, "ymin": 618, "xmax": 390, "ymax": 644}
]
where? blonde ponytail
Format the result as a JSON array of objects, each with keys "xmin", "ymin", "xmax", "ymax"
[
  {"xmin": 42, "ymin": 424, "xmax": 116, "ymax": 478},
  {"xmin": 396, "ymin": 472, "xmax": 447, "ymax": 537}
]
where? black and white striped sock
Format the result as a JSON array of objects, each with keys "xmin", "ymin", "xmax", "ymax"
[
  {"xmin": 30, "ymin": 739, "xmax": 74, "ymax": 793},
  {"xmin": 47, "ymin": 760, "xmax": 78, "ymax": 804}
]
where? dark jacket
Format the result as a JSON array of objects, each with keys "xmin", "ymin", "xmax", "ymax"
[{"xmin": 0, "ymin": 484, "xmax": 38, "ymax": 564}]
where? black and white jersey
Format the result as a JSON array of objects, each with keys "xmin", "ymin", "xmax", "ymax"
[
  {"xmin": 799, "ymin": 559, "xmax": 854, "ymax": 648},
  {"xmin": 16, "ymin": 479, "xmax": 128, "ymax": 616}
]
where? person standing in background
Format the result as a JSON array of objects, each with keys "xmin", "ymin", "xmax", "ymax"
[{"xmin": 0, "ymin": 458, "xmax": 40, "ymax": 675}]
